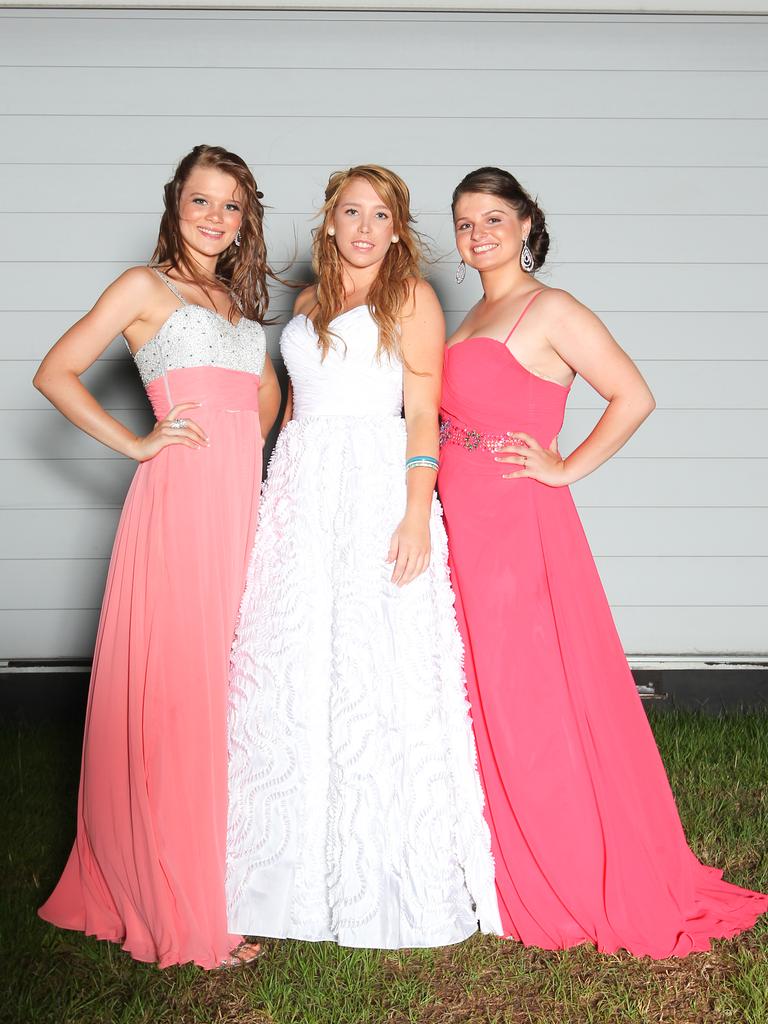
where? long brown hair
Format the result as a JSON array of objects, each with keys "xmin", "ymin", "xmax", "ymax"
[
  {"xmin": 311, "ymin": 165, "xmax": 423, "ymax": 361},
  {"xmin": 151, "ymin": 144, "xmax": 271, "ymax": 323}
]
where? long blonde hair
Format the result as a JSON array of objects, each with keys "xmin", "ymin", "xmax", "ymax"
[{"xmin": 311, "ymin": 165, "xmax": 423, "ymax": 360}]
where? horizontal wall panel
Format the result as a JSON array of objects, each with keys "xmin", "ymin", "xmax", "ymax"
[
  {"xmin": 0, "ymin": 509, "xmax": 121, "ymax": 558},
  {"xmin": 431, "ymin": 216, "xmax": 767, "ymax": 265},
  {"xmin": 4, "ymin": 310, "xmax": 764, "ymax": 363},
  {"xmin": 504, "ymin": 312, "xmax": 768, "ymax": 361},
  {"xmin": 2, "ymin": 553, "xmax": 764, "ymax": 612},
  {"xmin": 8, "ymin": 212, "xmax": 765, "ymax": 266},
  {"xmin": 581, "ymin": 507, "xmax": 768, "ymax": 557},
  {"xmin": 566, "ymin": 360, "xmax": 768, "ymax": 410},
  {"xmin": 6, "ymin": 408, "xmax": 768, "ymax": 461},
  {"xmin": 2, "ymin": 116, "xmax": 764, "ymax": 168},
  {"xmin": 7, "ymin": 261, "xmax": 768, "ymax": 314},
  {"xmin": 2, "ymin": 9, "xmax": 765, "ymax": 657},
  {"xmin": 0, "ymin": 609, "xmax": 98, "ymax": 659},
  {"xmin": 0, "ymin": 558, "xmax": 109, "ymax": 610},
  {"xmin": 2, "ymin": 459, "xmax": 136, "ymax": 509},
  {"xmin": 1, "ymin": 360, "xmax": 146, "ymax": 412},
  {"xmin": 595, "ymin": 556, "xmax": 768, "ymax": 606},
  {"xmin": 5, "ymin": 456, "xmax": 767, "ymax": 511},
  {"xmin": 613, "ymin": 606, "xmax": 768, "ymax": 655},
  {"xmin": 5, "ymin": 68, "xmax": 767, "ymax": 119},
  {"xmin": 0, "ymin": 410, "xmax": 154, "ymax": 459},
  {"xmin": 558, "ymin": 409, "xmax": 768, "ymax": 458},
  {"xmin": 571, "ymin": 458, "xmax": 768, "ymax": 507},
  {"xmin": 4, "ymin": 166, "xmax": 768, "ymax": 218},
  {"xmin": 3, "ymin": 17, "xmax": 767, "ymax": 72},
  {"xmin": 4, "ymin": 505, "xmax": 764, "ymax": 561},
  {"xmin": 435, "ymin": 263, "xmax": 768, "ymax": 315},
  {"xmin": 2, "ymin": 404, "xmax": 766, "ymax": 468},
  {"xmin": 3, "ymin": 604, "xmax": 765, "ymax": 662},
  {"xmin": 0, "ymin": 315, "xmax": 286, "ymax": 361},
  {"xmin": 8, "ymin": 359, "xmax": 766, "ymax": 418}
]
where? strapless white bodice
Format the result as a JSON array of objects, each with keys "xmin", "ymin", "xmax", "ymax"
[
  {"xmin": 129, "ymin": 305, "xmax": 267, "ymax": 388},
  {"xmin": 281, "ymin": 307, "xmax": 403, "ymax": 419}
]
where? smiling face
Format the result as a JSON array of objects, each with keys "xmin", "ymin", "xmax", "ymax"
[
  {"xmin": 453, "ymin": 191, "xmax": 531, "ymax": 273},
  {"xmin": 329, "ymin": 177, "xmax": 398, "ymax": 271},
  {"xmin": 178, "ymin": 166, "xmax": 243, "ymax": 262}
]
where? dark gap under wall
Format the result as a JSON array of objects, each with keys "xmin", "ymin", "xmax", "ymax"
[{"xmin": 1, "ymin": 666, "xmax": 767, "ymax": 725}]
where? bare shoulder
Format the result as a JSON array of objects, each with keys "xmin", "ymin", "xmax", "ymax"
[
  {"xmin": 293, "ymin": 284, "xmax": 317, "ymax": 318},
  {"xmin": 534, "ymin": 287, "xmax": 588, "ymax": 320},
  {"xmin": 404, "ymin": 277, "xmax": 443, "ymax": 320},
  {"xmin": 106, "ymin": 265, "xmax": 165, "ymax": 305}
]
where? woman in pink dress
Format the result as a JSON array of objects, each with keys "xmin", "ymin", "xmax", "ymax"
[
  {"xmin": 35, "ymin": 145, "xmax": 280, "ymax": 968},
  {"xmin": 438, "ymin": 165, "xmax": 767, "ymax": 958}
]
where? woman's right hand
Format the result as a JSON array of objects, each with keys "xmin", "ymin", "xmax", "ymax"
[{"xmin": 131, "ymin": 402, "xmax": 209, "ymax": 462}]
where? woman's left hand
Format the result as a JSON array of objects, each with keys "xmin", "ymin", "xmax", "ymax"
[
  {"xmin": 387, "ymin": 514, "xmax": 431, "ymax": 586},
  {"xmin": 495, "ymin": 432, "xmax": 571, "ymax": 487}
]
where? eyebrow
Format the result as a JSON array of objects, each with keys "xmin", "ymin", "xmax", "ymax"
[
  {"xmin": 340, "ymin": 201, "xmax": 390, "ymax": 210},
  {"xmin": 190, "ymin": 192, "xmax": 241, "ymax": 202},
  {"xmin": 456, "ymin": 208, "xmax": 507, "ymax": 222}
]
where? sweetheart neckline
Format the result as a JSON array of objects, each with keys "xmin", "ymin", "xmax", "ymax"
[
  {"xmin": 446, "ymin": 335, "xmax": 572, "ymax": 391},
  {"xmin": 129, "ymin": 304, "xmax": 257, "ymax": 361},
  {"xmin": 294, "ymin": 305, "xmax": 371, "ymax": 331}
]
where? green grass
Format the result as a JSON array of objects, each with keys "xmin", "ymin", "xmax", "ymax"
[{"xmin": 2, "ymin": 711, "xmax": 767, "ymax": 1024}]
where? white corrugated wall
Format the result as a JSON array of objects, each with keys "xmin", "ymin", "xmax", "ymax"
[{"xmin": 0, "ymin": 7, "xmax": 766, "ymax": 657}]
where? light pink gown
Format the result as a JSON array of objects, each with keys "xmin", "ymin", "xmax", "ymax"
[
  {"xmin": 39, "ymin": 270, "xmax": 266, "ymax": 968},
  {"xmin": 438, "ymin": 291, "xmax": 768, "ymax": 958}
]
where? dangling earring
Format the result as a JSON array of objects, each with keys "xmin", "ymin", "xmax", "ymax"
[
  {"xmin": 327, "ymin": 226, "xmax": 336, "ymax": 237},
  {"xmin": 520, "ymin": 237, "xmax": 535, "ymax": 273},
  {"xmin": 455, "ymin": 260, "xmax": 466, "ymax": 284},
  {"xmin": 234, "ymin": 229, "xmax": 241, "ymax": 248}
]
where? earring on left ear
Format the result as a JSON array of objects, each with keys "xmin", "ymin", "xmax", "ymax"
[
  {"xmin": 234, "ymin": 229, "xmax": 241, "ymax": 248},
  {"xmin": 520, "ymin": 236, "xmax": 535, "ymax": 273},
  {"xmin": 392, "ymin": 235, "xmax": 399, "ymax": 243}
]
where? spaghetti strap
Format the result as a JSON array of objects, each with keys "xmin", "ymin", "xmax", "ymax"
[
  {"xmin": 149, "ymin": 267, "xmax": 188, "ymax": 306},
  {"xmin": 503, "ymin": 289, "xmax": 546, "ymax": 345}
]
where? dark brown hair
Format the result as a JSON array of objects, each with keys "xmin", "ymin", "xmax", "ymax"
[
  {"xmin": 311, "ymin": 165, "xmax": 423, "ymax": 361},
  {"xmin": 452, "ymin": 166, "xmax": 550, "ymax": 270},
  {"xmin": 151, "ymin": 144, "xmax": 271, "ymax": 323}
]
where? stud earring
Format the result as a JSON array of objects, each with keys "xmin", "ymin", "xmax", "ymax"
[
  {"xmin": 392, "ymin": 234, "xmax": 399, "ymax": 243},
  {"xmin": 234, "ymin": 229, "xmax": 241, "ymax": 248},
  {"xmin": 327, "ymin": 226, "xmax": 336, "ymax": 237},
  {"xmin": 520, "ymin": 237, "xmax": 535, "ymax": 273},
  {"xmin": 455, "ymin": 259, "xmax": 466, "ymax": 284}
]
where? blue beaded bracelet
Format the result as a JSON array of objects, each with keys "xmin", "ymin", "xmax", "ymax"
[{"xmin": 406, "ymin": 455, "xmax": 439, "ymax": 473}]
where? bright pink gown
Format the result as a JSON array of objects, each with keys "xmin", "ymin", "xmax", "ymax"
[
  {"xmin": 438, "ymin": 292, "xmax": 768, "ymax": 958},
  {"xmin": 39, "ymin": 271, "xmax": 266, "ymax": 969}
]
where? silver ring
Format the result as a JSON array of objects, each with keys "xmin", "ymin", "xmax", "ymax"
[{"xmin": 169, "ymin": 418, "xmax": 188, "ymax": 430}]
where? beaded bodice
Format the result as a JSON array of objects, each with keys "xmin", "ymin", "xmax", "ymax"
[{"xmin": 128, "ymin": 269, "xmax": 267, "ymax": 388}]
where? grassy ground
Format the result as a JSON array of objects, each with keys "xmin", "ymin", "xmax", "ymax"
[{"xmin": 2, "ymin": 711, "xmax": 767, "ymax": 1024}]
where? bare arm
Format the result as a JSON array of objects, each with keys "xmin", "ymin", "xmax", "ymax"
[
  {"xmin": 280, "ymin": 382, "xmax": 294, "ymax": 429},
  {"xmin": 387, "ymin": 280, "xmax": 445, "ymax": 584},
  {"xmin": 33, "ymin": 267, "xmax": 207, "ymax": 460},
  {"xmin": 257, "ymin": 354, "xmax": 282, "ymax": 441},
  {"xmin": 499, "ymin": 290, "xmax": 655, "ymax": 486}
]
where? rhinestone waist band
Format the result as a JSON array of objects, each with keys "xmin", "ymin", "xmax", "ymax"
[{"xmin": 439, "ymin": 417, "xmax": 507, "ymax": 453}]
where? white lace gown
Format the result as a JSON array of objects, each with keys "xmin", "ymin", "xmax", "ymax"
[{"xmin": 226, "ymin": 306, "xmax": 502, "ymax": 948}]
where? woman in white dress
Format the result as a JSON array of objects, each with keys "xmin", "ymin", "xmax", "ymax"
[{"xmin": 226, "ymin": 165, "xmax": 501, "ymax": 948}]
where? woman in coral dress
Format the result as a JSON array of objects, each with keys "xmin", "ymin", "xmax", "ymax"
[
  {"xmin": 35, "ymin": 146, "xmax": 280, "ymax": 968},
  {"xmin": 226, "ymin": 165, "xmax": 500, "ymax": 948},
  {"xmin": 438, "ymin": 165, "xmax": 767, "ymax": 958}
]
